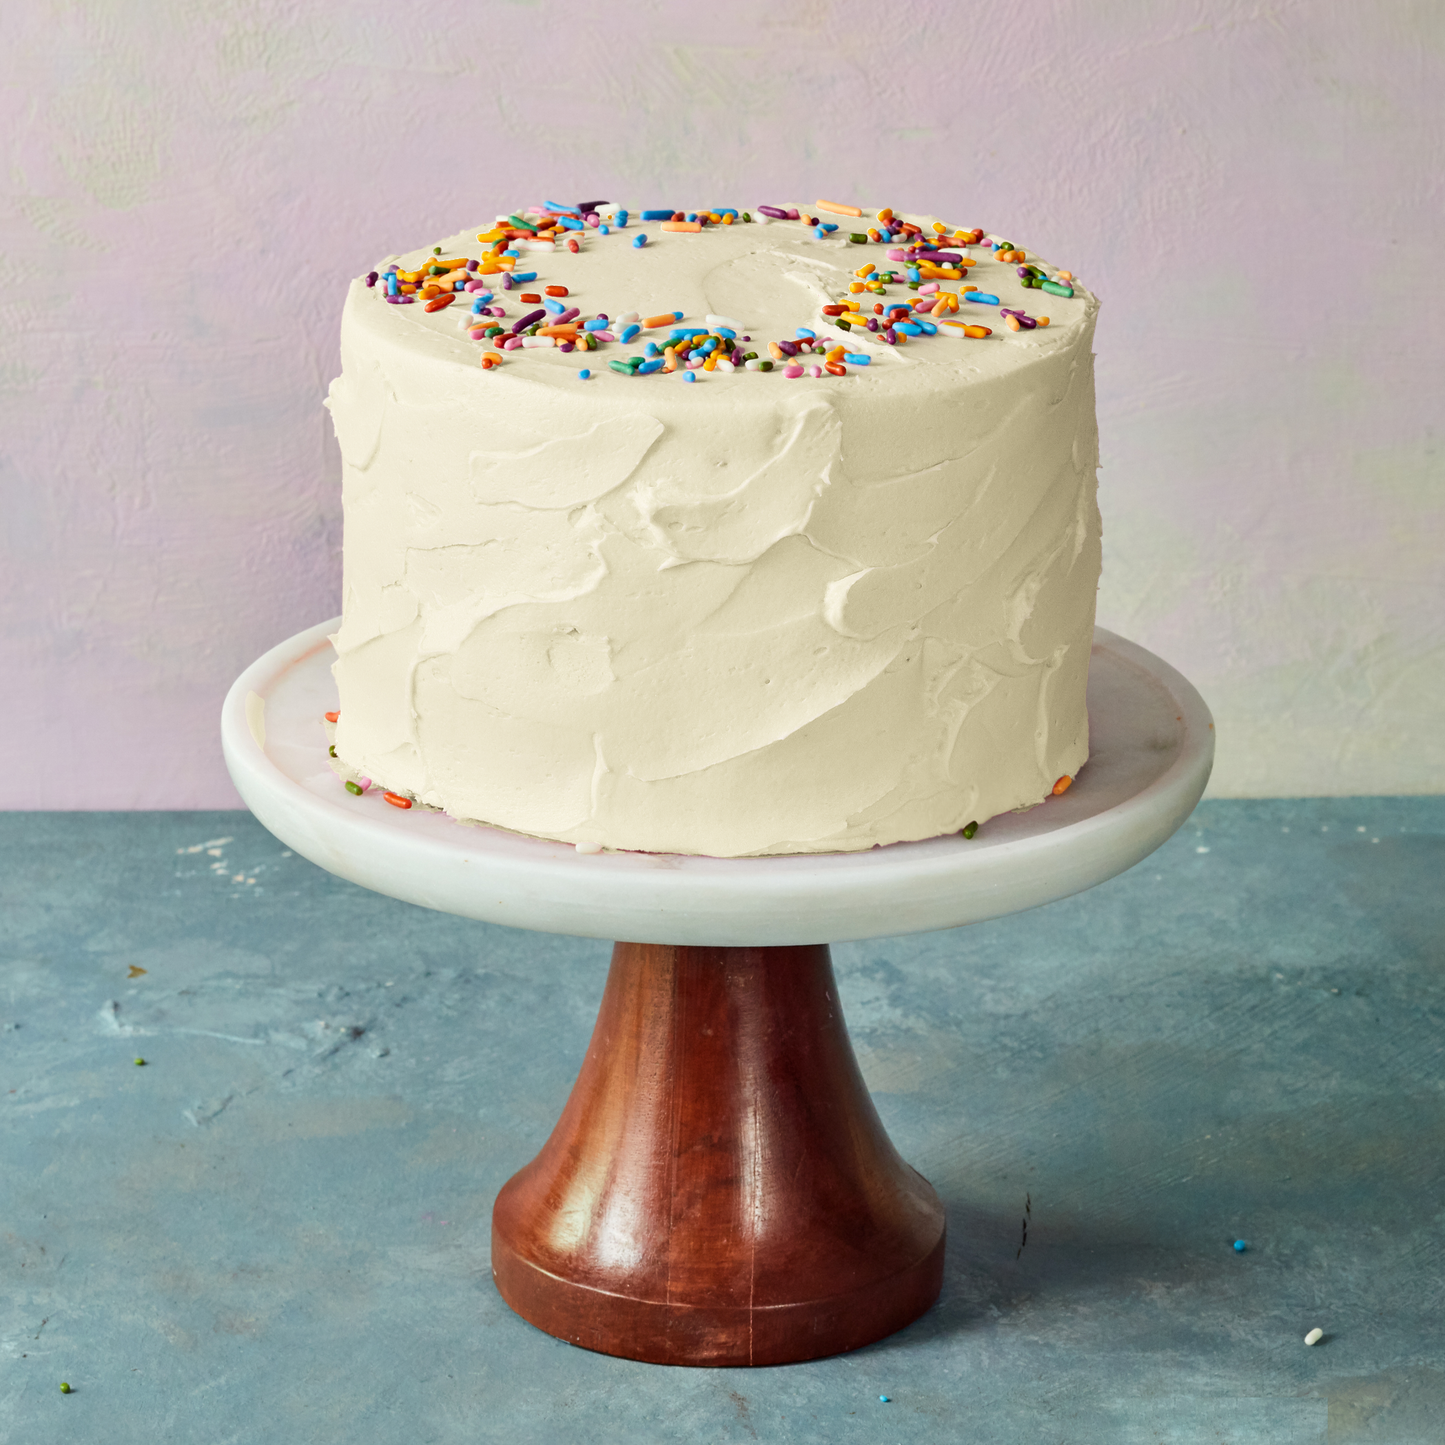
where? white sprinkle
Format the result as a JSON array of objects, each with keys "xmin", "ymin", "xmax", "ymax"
[
  {"xmin": 575, "ymin": 841, "xmax": 603, "ymax": 855},
  {"xmin": 1196, "ymin": 845, "xmax": 1210, "ymax": 854},
  {"xmin": 705, "ymin": 313, "xmax": 742, "ymax": 330},
  {"xmin": 615, "ymin": 311, "xmax": 639, "ymax": 326},
  {"xmin": 1304, "ymin": 1327, "xmax": 1324, "ymax": 1346}
]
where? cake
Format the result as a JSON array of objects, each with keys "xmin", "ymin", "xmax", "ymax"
[{"xmin": 324, "ymin": 201, "xmax": 1100, "ymax": 857}]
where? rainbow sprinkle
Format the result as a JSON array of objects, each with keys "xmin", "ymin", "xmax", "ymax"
[{"xmin": 365, "ymin": 201, "xmax": 1082, "ymax": 378}]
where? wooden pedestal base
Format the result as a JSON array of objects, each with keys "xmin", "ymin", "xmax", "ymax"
[{"xmin": 491, "ymin": 943, "xmax": 945, "ymax": 1367}]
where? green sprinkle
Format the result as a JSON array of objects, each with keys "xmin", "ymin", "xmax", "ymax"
[
  {"xmin": 607, "ymin": 359, "xmax": 637, "ymax": 375},
  {"xmin": 134, "ymin": 1057, "xmax": 146, "ymax": 1066},
  {"xmin": 60, "ymin": 1383, "xmax": 72, "ymax": 1394},
  {"xmin": 507, "ymin": 214, "xmax": 538, "ymax": 232},
  {"xmin": 328, "ymin": 745, "xmax": 337, "ymax": 757},
  {"xmin": 741, "ymin": 212, "xmax": 752, "ymax": 222},
  {"xmin": 758, "ymin": 359, "xmax": 773, "ymax": 371},
  {"xmin": 849, "ymin": 232, "xmax": 868, "ymax": 243},
  {"xmin": 962, "ymin": 822, "xmax": 979, "ymax": 840},
  {"xmin": 1041, "ymin": 281, "xmax": 1074, "ymax": 298},
  {"xmin": 743, "ymin": 351, "xmax": 758, "ymax": 361},
  {"xmin": 837, "ymin": 318, "xmax": 852, "ymax": 329},
  {"xmin": 345, "ymin": 781, "xmax": 363, "ymax": 796},
  {"xmin": 431, "ymin": 246, "xmax": 442, "ymax": 255}
]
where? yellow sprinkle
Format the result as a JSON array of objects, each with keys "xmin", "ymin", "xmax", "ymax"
[
  {"xmin": 876, "ymin": 208, "xmax": 893, "ymax": 223},
  {"xmin": 848, "ymin": 281, "xmax": 865, "ymax": 293},
  {"xmin": 931, "ymin": 220, "xmax": 947, "ymax": 233},
  {"xmin": 854, "ymin": 263, "xmax": 876, "ymax": 278},
  {"xmin": 703, "ymin": 352, "xmax": 717, "ymax": 370}
]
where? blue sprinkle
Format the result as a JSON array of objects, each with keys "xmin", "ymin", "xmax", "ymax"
[
  {"xmin": 545, "ymin": 201, "xmax": 579, "ymax": 216},
  {"xmin": 814, "ymin": 226, "xmax": 826, "ymax": 239},
  {"xmin": 599, "ymin": 224, "xmax": 610, "ymax": 234},
  {"xmin": 917, "ymin": 320, "xmax": 938, "ymax": 335},
  {"xmin": 633, "ymin": 234, "xmax": 648, "ymax": 248},
  {"xmin": 683, "ymin": 371, "xmax": 696, "ymax": 382},
  {"xmin": 615, "ymin": 209, "xmax": 628, "ymax": 227},
  {"xmin": 1234, "ymin": 1239, "xmax": 1248, "ymax": 1252},
  {"xmin": 558, "ymin": 215, "xmax": 584, "ymax": 230},
  {"xmin": 511, "ymin": 271, "xmax": 538, "ymax": 283},
  {"xmin": 583, "ymin": 319, "xmax": 609, "ymax": 331},
  {"xmin": 637, "ymin": 358, "xmax": 664, "ymax": 374},
  {"xmin": 640, "ymin": 209, "xmax": 673, "ymax": 221},
  {"xmin": 906, "ymin": 267, "xmax": 921, "ymax": 282},
  {"xmin": 894, "ymin": 322, "xmax": 923, "ymax": 335},
  {"xmin": 842, "ymin": 352, "xmax": 871, "ymax": 365},
  {"xmin": 821, "ymin": 222, "xmax": 838, "ymax": 232},
  {"xmin": 620, "ymin": 323, "xmax": 641, "ymax": 343},
  {"xmin": 714, "ymin": 327, "xmax": 736, "ymax": 339},
  {"xmin": 543, "ymin": 298, "xmax": 566, "ymax": 314},
  {"xmin": 670, "ymin": 328, "xmax": 708, "ymax": 339},
  {"xmin": 686, "ymin": 213, "xmax": 697, "ymax": 223},
  {"xmin": 578, "ymin": 369, "xmax": 590, "ymax": 380},
  {"xmin": 644, "ymin": 341, "xmax": 660, "ymax": 357},
  {"xmin": 964, "ymin": 292, "xmax": 1001, "ymax": 305},
  {"xmin": 795, "ymin": 328, "xmax": 816, "ymax": 339},
  {"xmin": 879, "ymin": 1395, "xmax": 891, "ymax": 1404},
  {"xmin": 713, "ymin": 208, "xmax": 738, "ymax": 218},
  {"xmin": 503, "ymin": 249, "xmax": 522, "ymax": 259}
]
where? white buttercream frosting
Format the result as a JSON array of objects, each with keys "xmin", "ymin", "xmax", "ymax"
[{"xmin": 326, "ymin": 206, "xmax": 1101, "ymax": 856}]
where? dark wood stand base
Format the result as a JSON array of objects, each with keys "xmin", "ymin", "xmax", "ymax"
[{"xmin": 491, "ymin": 942, "xmax": 945, "ymax": 1367}]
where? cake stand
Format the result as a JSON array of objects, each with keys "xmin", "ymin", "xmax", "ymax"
[{"xmin": 222, "ymin": 621, "xmax": 1213, "ymax": 1368}]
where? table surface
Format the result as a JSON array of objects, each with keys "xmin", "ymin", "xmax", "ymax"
[
  {"xmin": 222, "ymin": 622, "xmax": 1213, "ymax": 944},
  {"xmin": 3, "ymin": 799, "xmax": 1443, "ymax": 1444}
]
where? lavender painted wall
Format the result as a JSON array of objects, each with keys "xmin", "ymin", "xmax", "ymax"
[{"xmin": 3, "ymin": 1, "xmax": 1441, "ymax": 808}]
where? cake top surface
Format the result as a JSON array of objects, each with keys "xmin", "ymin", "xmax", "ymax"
[{"xmin": 346, "ymin": 201, "xmax": 1096, "ymax": 398}]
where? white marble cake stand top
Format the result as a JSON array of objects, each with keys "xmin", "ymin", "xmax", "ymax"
[{"xmin": 222, "ymin": 621, "xmax": 1213, "ymax": 946}]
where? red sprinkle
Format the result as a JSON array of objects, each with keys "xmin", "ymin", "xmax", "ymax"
[
  {"xmin": 383, "ymin": 792, "xmax": 413, "ymax": 809},
  {"xmin": 424, "ymin": 294, "xmax": 455, "ymax": 313},
  {"xmin": 324, "ymin": 711, "xmax": 339, "ymax": 723}
]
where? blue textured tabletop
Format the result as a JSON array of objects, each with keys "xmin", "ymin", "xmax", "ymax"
[{"xmin": 2, "ymin": 799, "xmax": 1442, "ymax": 1444}]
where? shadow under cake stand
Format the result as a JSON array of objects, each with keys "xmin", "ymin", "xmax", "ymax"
[{"xmin": 222, "ymin": 621, "xmax": 1213, "ymax": 1368}]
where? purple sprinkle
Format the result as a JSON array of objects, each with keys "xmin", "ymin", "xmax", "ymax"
[
  {"xmin": 1018, "ymin": 316, "xmax": 1038, "ymax": 330},
  {"xmin": 999, "ymin": 308, "xmax": 1024, "ymax": 318},
  {"xmin": 932, "ymin": 252, "xmax": 962, "ymax": 264},
  {"xmin": 553, "ymin": 306, "xmax": 579, "ymax": 324},
  {"xmin": 758, "ymin": 205, "xmax": 789, "ymax": 219},
  {"xmin": 385, "ymin": 294, "xmax": 415, "ymax": 305},
  {"xmin": 883, "ymin": 328, "xmax": 897, "ymax": 344},
  {"xmin": 777, "ymin": 339, "xmax": 799, "ymax": 356},
  {"xmin": 559, "ymin": 341, "xmax": 575, "ymax": 352},
  {"xmin": 1017, "ymin": 266, "xmax": 1032, "ymax": 277},
  {"xmin": 365, "ymin": 271, "xmax": 378, "ymax": 287},
  {"xmin": 866, "ymin": 317, "xmax": 879, "ymax": 332},
  {"xmin": 466, "ymin": 258, "xmax": 479, "ymax": 271},
  {"xmin": 595, "ymin": 313, "xmax": 608, "ymax": 321},
  {"xmin": 500, "ymin": 274, "xmax": 513, "ymax": 290},
  {"xmin": 511, "ymin": 308, "xmax": 546, "ymax": 333}
]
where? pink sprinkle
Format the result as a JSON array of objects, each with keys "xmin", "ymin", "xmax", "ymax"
[
  {"xmin": 592, "ymin": 330, "xmax": 616, "ymax": 342},
  {"xmin": 919, "ymin": 282, "xmax": 939, "ymax": 294},
  {"xmin": 502, "ymin": 336, "xmax": 522, "ymax": 350},
  {"xmin": 808, "ymin": 365, "xmax": 822, "ymax": 378},
  {"xmin": 784, "ymin": 363, "xmax": 804, "ymax": 378},
  {"xmin": 887, "ymin": 248, "xmax": 908, "ymax": 261}
]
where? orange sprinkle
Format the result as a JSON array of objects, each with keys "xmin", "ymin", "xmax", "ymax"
[
  {"xmin": 537, "ymin": 325, "xmax": 579, "ymax": 337},
  {"xmin": 848, "ymin": 281, "xmax": 865, "ymax": 293},
  {"xmin": 1057, "ymin": 270, "xmax": 1074, "ymax": 281},
  {"xmin": 963, "ymin": 324, "xmax": 991, "ymax": 338},
  {"xmin": 324, "ymin": 711, "xmax": 339, "ymax": 723},
  {"xmin": 816, "ymin": 199, "xmax": 862, "ymax": 217},
  {"xmin": 1006, "ymin": 315, "xmax": 1021, "ymax": 331},
  {"xmin": 876, "ymin": 208, "xmax": 893, "ymax": 223},
  {"xmin": 661, "ymin": 220, "xmax": 701, "ymax": 232},
  {"xmin": 768, "ymin": 342, "xmax": 786, "ymax": 360},
  {"xmin": 1037, "ymin": 316, "xmax": 1050, "ymax": 327},
  {"xmin": 544, "ymin": 285, "xmax": 569, "ymax": 297},
  {"xmin": 930, "ymin": 297, "xmax": 950, "ymax": 317},
  {"xmin": 383, "ymin": 792, "xmax": 413, "ymax": 809},
  {"xmin": 642, "ymin": 313, "xmax": 679, "ymax": 329},
  {"xmin": 663, "ymin": 346, "xmax": 678, "ymax": 372},
  {"xmin": 480, "ymin": 353, "xmax": 500, "ymax": 368},
  {"xmin": 1052, "ymin": 775, "xmax": 1073, "ymax": 796},
  {"xmin": 721, "ymin": 212, "xmax": 734, "ymax": 224}
]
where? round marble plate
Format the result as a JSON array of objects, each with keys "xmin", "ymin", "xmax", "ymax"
[{"xmin": 222, "ymin": 621, "xmax": 1213, "ymax": 945}]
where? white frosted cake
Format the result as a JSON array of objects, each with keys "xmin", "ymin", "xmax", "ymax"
[{"xmin": 325, "ymin": 201, "xmax": 1100, "ymax": 856}]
